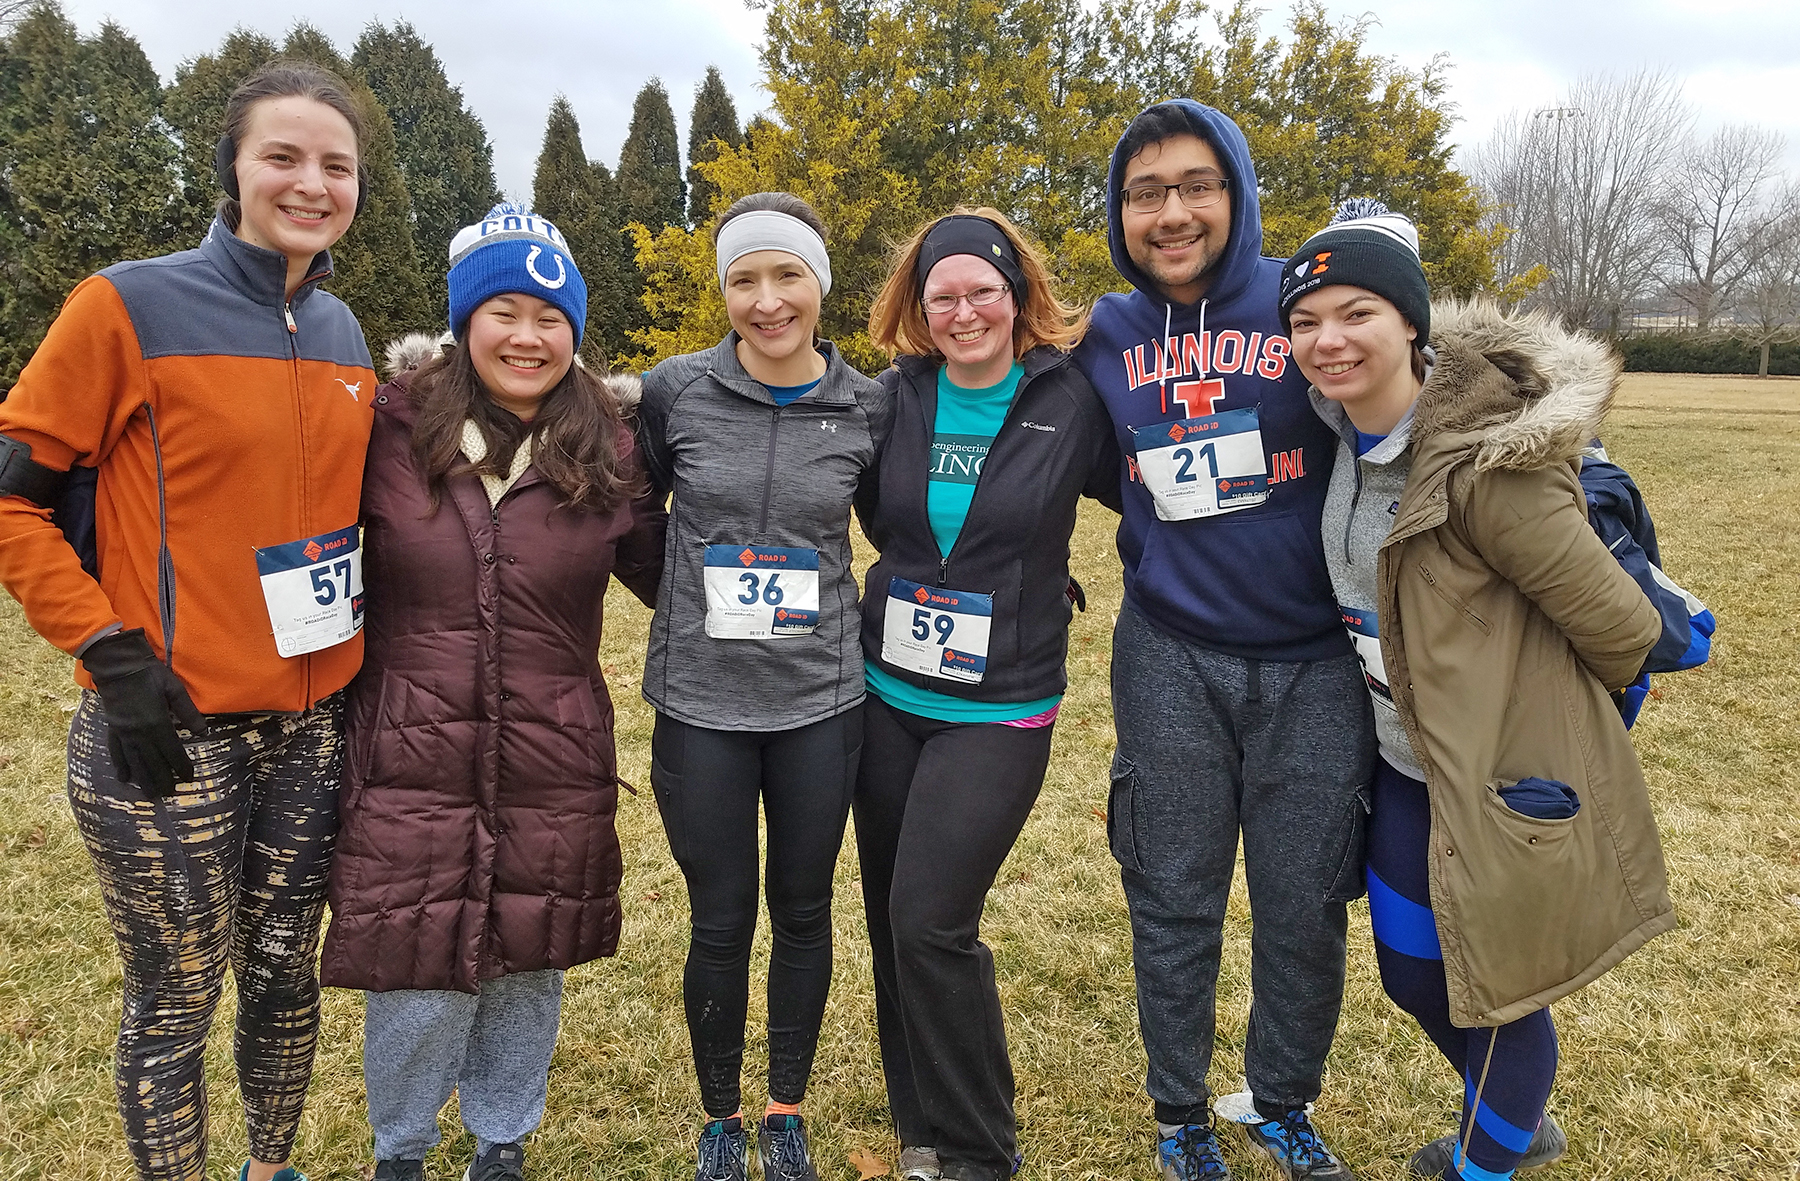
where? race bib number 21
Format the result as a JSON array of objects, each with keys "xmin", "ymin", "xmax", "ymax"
[{"xmin": 1132, "ymin": 407, "xmax": 1269, "ymax": 521}]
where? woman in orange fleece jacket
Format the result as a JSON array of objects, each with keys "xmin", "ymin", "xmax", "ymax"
[{"xmin": 0, "ymin": 62, "xmax": 376, "ymax": 1181}]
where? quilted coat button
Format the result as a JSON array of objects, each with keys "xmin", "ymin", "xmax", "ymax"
[{"xmin": 484, "ymin": 553, "xmax": 496, "ymax": 564}]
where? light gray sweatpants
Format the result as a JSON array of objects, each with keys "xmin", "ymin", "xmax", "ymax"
[{"xmin": 363, "ymin": 969, "xmax": 565, "ymax": 1161}]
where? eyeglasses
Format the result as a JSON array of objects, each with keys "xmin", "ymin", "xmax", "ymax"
[
  {"xmin": 1121, "ymin": 177, "xmax": 1231, "ymax": 214},
  {"xmin": 921, "ymin": 284, "xmax": 1012, "ymax": 315}
]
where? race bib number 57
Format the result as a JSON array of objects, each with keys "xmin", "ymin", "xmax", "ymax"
[
  {"xmin": 1132, "ymin": 407, "xmax": 1269, "ymax": 521},
  {"xmin": 254, "ymin": 525, "xmax": 364, "ymax": 658}
]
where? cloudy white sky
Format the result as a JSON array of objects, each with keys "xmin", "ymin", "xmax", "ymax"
[{"xmin": 51, "ymin": 0, "xmax": 1800, "ymax": 202}]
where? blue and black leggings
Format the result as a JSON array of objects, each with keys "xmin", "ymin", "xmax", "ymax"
[{"xmin": 1366, "ymin": 758, "xmax": 1558, "ymax": 1181}]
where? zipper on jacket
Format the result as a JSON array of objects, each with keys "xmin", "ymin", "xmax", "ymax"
[
  {"xmin": 758, "ymin": 405, "xmax": 783, "ymax": 534},
  {"xmin": 284, "ymin": 303, "xmax": 297, "ymax": 333},
  {"xmin": 1345, "ymin": 450, "xmax": 1365, "ymax": 563},
  {"xmin": 933, "ymin": 361, "xmax": 1047, "ymax": 586}
]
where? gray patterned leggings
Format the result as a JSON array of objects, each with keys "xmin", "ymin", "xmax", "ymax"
[{"xmin": 67, "ymin": 689, "xmax": 343, "ymax": 1181}]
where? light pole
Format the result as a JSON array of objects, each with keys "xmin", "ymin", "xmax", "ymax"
[{"xmin": 1534, "ymin": 106, "xmax": 1582, "ymax": 324}]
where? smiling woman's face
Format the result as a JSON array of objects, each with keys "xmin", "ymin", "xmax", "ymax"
[
  {"xmin": 722, "ymin": 249, "xmax": 822, "ymax": 364},
  {"xmin": 466, "ymin": 293, "xmax": 575, "ymax": 420},
  {"xmin": 231, "ymin": 95, "xmax": 360, "ymax": 269}
]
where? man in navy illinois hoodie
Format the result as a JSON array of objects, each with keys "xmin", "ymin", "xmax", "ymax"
[{"xmin": 1075, "ymin": 100, "xmax": 1374, "ymax": 1181}]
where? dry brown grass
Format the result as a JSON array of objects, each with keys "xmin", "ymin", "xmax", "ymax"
[{"xmin": 1, "ymin": 372, "xmax": 1796, "ymax": 1180}]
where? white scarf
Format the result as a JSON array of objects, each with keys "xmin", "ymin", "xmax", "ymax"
[{"xmin": 460, "ymin": 418, "xmax": 534, "ymax": 508}]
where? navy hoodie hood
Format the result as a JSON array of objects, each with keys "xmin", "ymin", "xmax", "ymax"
[
  {"xmin": 1076, "ymin": 99, "xmax": 1349, "ymax": 662},
  {"xmin": 1104, "ymin": 99, "xmax": 1267, "ymax": 309}
]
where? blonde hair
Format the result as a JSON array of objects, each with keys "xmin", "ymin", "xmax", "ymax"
[{"xmin": 868, "ymin": 206, "xmax": 1087, "ymax": 360}]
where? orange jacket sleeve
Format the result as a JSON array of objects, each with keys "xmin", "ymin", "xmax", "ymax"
[{"xmin": 0, "ymin": 276, "xmax": 147, "ymax": 654}]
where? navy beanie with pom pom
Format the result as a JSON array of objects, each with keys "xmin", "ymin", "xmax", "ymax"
[{"xmin": 1278, "ymin": 198, "xmax": 1430, "ymax": 341}]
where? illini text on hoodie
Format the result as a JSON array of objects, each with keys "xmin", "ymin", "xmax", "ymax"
[{"xmin": 1075, "ymin": 99, "xmax": 1348, "ymax": 663}]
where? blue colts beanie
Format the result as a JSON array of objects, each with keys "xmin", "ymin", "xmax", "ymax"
[{"xmin": 447, "ymin": 202, "xmax": 588, "ymax": 346}]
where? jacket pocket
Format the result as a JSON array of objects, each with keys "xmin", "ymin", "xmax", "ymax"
[
  {"xmin": 1417, "ymin": 560, "xmax": 1491, "ymax": 634},
  {"xmin": 1324, "ymin": 780, "xmax": 1374, "ymax": 902},
  {"xmin": 1107, "ymin": 753, "xmax": 1143, "ymax": 874},
  {"xmin": 1482, "ymin": 779, "xmax": 1582, "ymax": 847}
]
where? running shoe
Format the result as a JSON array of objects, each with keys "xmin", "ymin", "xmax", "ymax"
[
  {"xmin": 1240, "ymin": 1107, "xmax": 1355, "ymax": 1180},
  {"xmin": 1159, "ymin": 1120, "xmax": 1233, "ymax": 1180},
  {"xmin": 464, "ymin": 1141, "xmax": 525, "ymax": 1181},
  {"xmin": 372, "ymin": 1163, "xmax": 423, "ymax": 1181},
  {"xmin": 758, "ymin": 1113, "xmax": 820, "ymax": 1181},
  {"xmin": 237, "ymin": 1167, "xmax": 307, "ymax": 1181},
  {"xmin": 697, "ymin": 1116, "xmax": 750, "ymax": 1181},
  {"xmin": 1406, "ymin": 1112, "xmax": 1567, "ymax": 1176},
  {"xmin": 899, "ymin": 1145, "xmax": 941, "ymax": 1180}
]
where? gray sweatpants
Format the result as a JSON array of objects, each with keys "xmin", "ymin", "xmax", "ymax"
[
  {"xmin": 1108, "ymin": 604, "xmax": 1373, "ymax": 1117},
  {"xmin": 363, "ymin": 969, "xmax": 565, "ymax": 1160}
]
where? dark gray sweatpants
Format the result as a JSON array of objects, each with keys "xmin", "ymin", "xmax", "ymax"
[{"xmin": 1108, "ymin": 604, "xmax": 1373, "ymax": 1118}]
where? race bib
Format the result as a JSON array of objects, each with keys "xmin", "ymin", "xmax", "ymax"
[
  {"xmin": 254, "ymin": 525, "xmax": 364, "ymax": 658},
  {"xmin": 881, "ymin": 577, "xmax": 992, "ymax": 684},
  {"xmin": 703, "ymin": 544, "xmax": 820, "ymax": 639},
  {"xmin": 1132, "ymin": 407, "xmax": 1269, "ymax": 521},
  {"xmin": 1341, "ymin": 604, "xmax": 1396, "ymax": 709}
]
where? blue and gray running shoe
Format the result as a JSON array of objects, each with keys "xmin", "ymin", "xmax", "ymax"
[
  {"xmin": 696, "ymin": 1116, "xmax": 749, "ymax": 1181},
  {"xmin": 1159, "ymin": 1120, "xmax": 1232, "ymax": 1180},
  {"xmin": 1241, "ymin": 1108, "xmax": 1355, "ymax": 1180},
  {"xmin": 758, "ymin": 1113, "xmax": 820, "ymax": 1181}
]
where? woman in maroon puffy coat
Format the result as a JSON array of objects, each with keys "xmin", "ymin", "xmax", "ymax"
[{"xmin": 320, "ymin": 205, "xmax": 664, "ymax": 1181}]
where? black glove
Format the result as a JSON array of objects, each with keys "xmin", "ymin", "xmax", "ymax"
[{"xmin": 81, "ymin": 629, "xmax": 206, "ymax": 797}]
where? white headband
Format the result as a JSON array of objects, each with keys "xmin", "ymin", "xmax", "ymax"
[{"xmin": 714, "ymin": 209, "xmax": 832, "ymax": 296}]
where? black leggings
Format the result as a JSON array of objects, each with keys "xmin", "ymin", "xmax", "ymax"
[
  {"xmin": 67, "ymin": 690, "xmax": 343, "ymax": 1181},
  {"xmin": 853, "ymin": 696, "xmax": 1055, "ymax": 1181},
  {"xmin": 649, "ymin": 707, "xmax": 862, "ymax": 1117}
]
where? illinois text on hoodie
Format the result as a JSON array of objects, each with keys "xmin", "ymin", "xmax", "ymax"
[{"xmin": 1075, "ymin": 99, "xmax": 1347, "ymax": 662}]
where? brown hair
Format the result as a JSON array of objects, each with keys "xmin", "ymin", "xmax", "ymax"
[
  {"xmin": 217, "ymin": 61, "xmax": 367, "ymax": 231},
  {"xmin": 408, "ymin": 337, "xmax": 637, "ymax": 515},
  {"xmin": 868, "ymin": 206, "xmax": 1088, "ymax": 360}
]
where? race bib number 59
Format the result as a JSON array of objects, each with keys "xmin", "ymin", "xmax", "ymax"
[
  {"xmin": 703, "ymin": 544, "xmax": 820, "ymax": 639},
  {"xmin": 1132, "ymin": 407, "xmax": 1269, "ymax": 521},
  {"xmin": 881, "ymin": 577, "xmax": 992, "ymax": 684},
  {"xmin": 254, "ymin": 525, "xmax": 364, "ymax": 658}
]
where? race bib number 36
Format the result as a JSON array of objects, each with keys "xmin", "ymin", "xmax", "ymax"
[
  {"xmin": 1132, "ymin": 407, "xmax": 1269, "ymax": 521},
  {"xmin": 881, "ymin": 577, "xmax": 992, "ymax": 684},
  {"xmin": 703, "ymin": 544, "xmax": 821, "ymax": 639},
  {"xmin": 255, "ymin": 525, "xmax": 364, "ymax": 658}
]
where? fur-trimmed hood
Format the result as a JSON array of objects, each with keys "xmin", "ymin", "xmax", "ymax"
[
  {"xmin": 1414, "ymin": 300, "xmax": 1621, "ymax": 472},
  {"xmin": 381, "ymin": 331, "xmax": 641, "ymax": 416}
]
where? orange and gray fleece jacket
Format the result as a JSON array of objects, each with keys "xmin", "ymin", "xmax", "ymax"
[{"xmin": 0, "ymin": 219, "xmax": 376, "ymax": 714}]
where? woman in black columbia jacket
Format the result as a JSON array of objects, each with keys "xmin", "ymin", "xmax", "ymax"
[{"xmin": 855, "ymin": 209, "xmax": 1121, "ymax": 1181}]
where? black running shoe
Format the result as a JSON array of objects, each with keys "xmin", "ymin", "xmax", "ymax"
[
  {"xmin": 697, "ymin": 1116, "xmax": 749, "ymax": 1181},
  {"xmin": 464, "ymin": 1141, "xmax": 525, "ymax": 1181},
  {"xmin": 758, "ymin": 1113, "xmax": 820, "ymax": 1181}
]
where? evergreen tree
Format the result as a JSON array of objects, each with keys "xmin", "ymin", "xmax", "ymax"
[
  {"xmin": 1, "ymin": 4, "xmax": 178, "ymax": 386},
  {"xmin": 617, "ymin": 78, "xmax": 685, "ymax": 231},
  {"xmin": 532, "ymin": 96, "xmax": 625, "ymax": 366},
  {"xmin": 686, "ymin": 66, "xmax": 742, "ymax": 225},
  {"xmin": 353, "ymin": 21, "xmax": 501, "ymax": 321}
]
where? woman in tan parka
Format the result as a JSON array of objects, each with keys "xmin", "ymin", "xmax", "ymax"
[{"xmin": 1277, "ymin": 201, "xmax": 1675, "ymax": 1181}]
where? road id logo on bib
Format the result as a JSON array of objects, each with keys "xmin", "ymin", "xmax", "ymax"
[
  {"xmin": 1132, "ymin": 407, "xmax": 1269, "ymax": 521},
  {"xmin": 703, "ymin": 544, "xmax": 820, "ymax": 639},
  {"xmin": 254, "ymin": 525, "xmax": 364, "ymax": 658},
  {"xmin": 881, "ymin": 577, "xmax": 993, "ymax": 684}
]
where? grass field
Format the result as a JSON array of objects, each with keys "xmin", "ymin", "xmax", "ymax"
[{"xmin": 1, "ymin": 372, "xmax": 1797, "ymax": 1180}]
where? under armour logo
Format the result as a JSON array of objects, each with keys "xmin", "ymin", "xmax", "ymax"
[
  {"xmin": 820, "ymin": 421, "xmax": 837, "ymax": 432},
  {"xmin": 335, "ymin": 378, "xmax": 363, "ymax": 401},
  {"xmin": 526, "ymin": 245, "xmax": 567, "ymax": 290}
]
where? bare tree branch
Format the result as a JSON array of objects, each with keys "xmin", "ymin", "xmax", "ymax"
[
  {"xmin": 1732, "ymin": 181, "xmax": 1800, "ymax": 376},
  {"xmin": 1661, "ymin": 123, "xmax": 1787, "ymax": 330},
  {"xmin": 1472, "ymin": 69, "xmax": 1692, "ymax": 333}
]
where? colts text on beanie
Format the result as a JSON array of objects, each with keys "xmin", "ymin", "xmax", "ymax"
[{"xmin": 448, "ymin": 202, "xmax": 588, "ymax": 346}]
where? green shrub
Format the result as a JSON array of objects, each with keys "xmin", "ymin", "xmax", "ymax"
[{"xmin": 1617, "ymin": 332, "xmax": 1800, "ymax": 375}]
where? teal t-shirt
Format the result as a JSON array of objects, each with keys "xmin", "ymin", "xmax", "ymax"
[{"xmin": 866, "ymin": 361, "xmax": 1061, "ymax": 723}]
